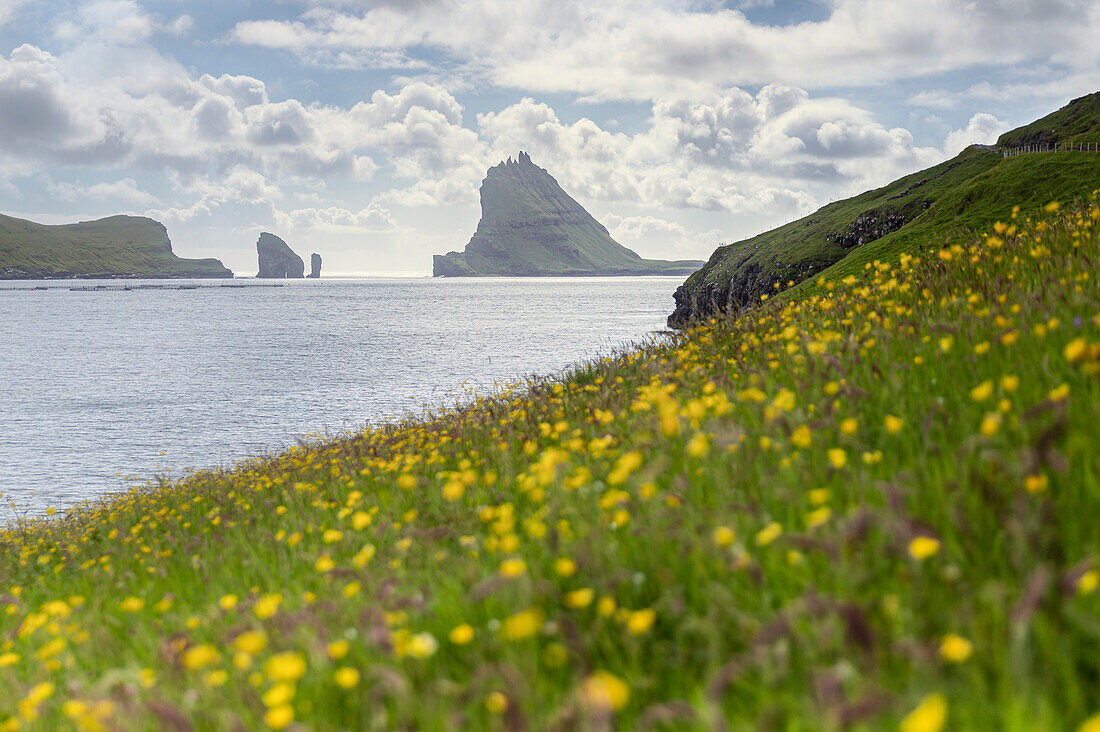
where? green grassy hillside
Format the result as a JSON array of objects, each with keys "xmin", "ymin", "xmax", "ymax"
[
  {"xmin": 1, "ymin": 196, "xmax": 1098, "ymax": 729},
  {"xmin": 0, "ymin": 214, "xmax": 232, "ymax": 279},
  {"xmin": 998, "ymin": 92, "xmax": 1100, "ymax": 147},
  {"xmin": 668, "ymin": 92, "xmax": 1100, "ymax": 327}
]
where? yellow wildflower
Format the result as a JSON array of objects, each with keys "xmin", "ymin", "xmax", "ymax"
[
  {"xmin": 254, "ymin": 593, "xmax": 282, "ymax": 619},
  {"xmin": 686, "ymin": 432, "xmax": 710, "ymax": 457},
  {"xmin": 755, "ymin": 522, "xmax": 782, "ymax": 546},
  {"xmin": 1024, "ymin": 474, "xmax": 1048, "ymax": 493},
  {"xmin": 449, "ymin": 624, "xmax": 475, "ymax": 644},
  {"xmin": 334, "ymin": 667, "xmax": 360, "ymax": 689},
  {"xmin": 900, "ymin": 693, "xmax": 947, "ymax": 732},
  {"xmin": 565, "ymin": 588, "xmax": 595, "ymax": 609},
  {"xmin": 407, "ymin": 632, "xmax": 438, "ymax": 658},
  {"xmin": 627, "ymin": 608, "xmax": 656, "ymax": 635},
  {"xmin": 262, "ymin": 683, "xmax": 294, "ymax": 707},
  {"xmin": 790, "ymin": 425, "xmax": 812, "ymax": 449},
  {"xmin": 1078, "ymin": 570, "xmax": 1100, "ymax": 596},
  {"xmin": 442, "ymin": 480, "xmax": 465, "ymax": 501},
  {"xmin": 554, "ymin": 558, "xmax": 577, "ymax": 577},
  {"xmin": 499, "ymin": 557, "xmax": 526, "ymax": 578},
  {"xmin": 939, "ymin": 634, "xmax": 972, "ymax": 662},
  {"xmin": 979, "ymin": 413, "xmax": 1001, "ymax": 436},
  {"xmin": 969, "ymin": 380, "xmax": 993, "ymax": 402},
  {"xmin": 485, "ymin": 691, "xmax": 508, "ymax": 714},
  {"xmin": 827, "ymin": 448, "xmax": 848, "ymax": 469},
  {"xmin": 264, "ymin": 704, "xmax": 294, "ymax": 730},
  {"xmin": 263, "ymin": 652, "xmax": 307, "ymax": 682},
  {"xmin": 501, "ymin": 608, "xmax": 544, "ymax": 640},
  {"xmin": 1064, "ymin": 337, "xmax": 1088, "ymax": 362},
  {"xmin": 712, "ymin": 526, "xmax": 735, "ymax": 547},
  {"xmin": 578, "ymin": 670, "xmax": 630, "ymax": 712},
  {"xmin": 182, "ymin": 644, "xmax": 219, "ymax": 670},
  {"xmin": 909, "ymin": 536, "xmax": 941, "ymax": 560}
]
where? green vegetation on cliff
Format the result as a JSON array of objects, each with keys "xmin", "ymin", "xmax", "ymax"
[
  {"xmin": 0, "ymin": 214, "xmax": 232, "ymax": 279},
  {"xmin": 2, "ymin": 199, "xmax": 1099, "ymax": 729},
  {"xmin": 434, "ymin": 152, "xmax": 703, "ymax": 276},
  {"xmin": 669, "ymin": 92, "xmax": 1100, "ymax": 327}
]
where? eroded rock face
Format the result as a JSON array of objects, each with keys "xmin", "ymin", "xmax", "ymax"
[
  {"xmin": 256, "ymin": 233, "xmax": 304, "ymax": 278},
  {"xmin": 307, "ymin": 253, "xmax": 322, "ymax": 278},
  {"xmin": 433, "ymin": 152, "xmax": 702, "ymax": 276}
]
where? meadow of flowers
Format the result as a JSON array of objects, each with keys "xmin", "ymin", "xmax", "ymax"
[{"xmin": 2, "ymin": 194, "xmax": 1099, "ymax": 730}]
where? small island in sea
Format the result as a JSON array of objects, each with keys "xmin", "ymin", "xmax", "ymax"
[
  {"xmin": 433, "ymin": 151, "xmax": 704, "ymax": 276},
  {"xmin": 0, "ymin": 213, "xmax": 231, "ymax": 279},
  {"xmin": 256, "ymin": 232, "xmax": 321, "ymax": 279}
]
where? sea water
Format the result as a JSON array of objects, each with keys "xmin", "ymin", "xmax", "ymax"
[{"xmin": 0, "ymin": 277, "xmax": 680, "ymax": 517}]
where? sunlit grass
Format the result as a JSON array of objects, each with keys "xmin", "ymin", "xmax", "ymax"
[{"xmin": 2, "ymin": 194, "xmax": 1100, "ymax": 730}]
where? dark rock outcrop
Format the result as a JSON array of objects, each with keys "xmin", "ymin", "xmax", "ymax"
[
  {"xmin": 824, "ymin": 203, "xmax": 927, "ymax": 250},
  {"xmin": 433, "ymin": 151, "xmax": 703, "ymax": 276},
  {"xmin": 307, "ymin": 253, "xmax": 322, "ymax": 278},
  {"xmin": 256, "ymin": 233, "xmax": 304, "ymax": 278}
]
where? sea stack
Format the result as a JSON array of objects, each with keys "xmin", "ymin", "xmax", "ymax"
[
  {"xmin": 256, "ymin": 233, "xmax": 305, "ymax": 278},
  {"xmin": 432, "ymin": 151, "xmax": 703, "ymax": 276},
  {"xmin": 307, "ymin": 253, "xmax": 322, "ymax": 278}
]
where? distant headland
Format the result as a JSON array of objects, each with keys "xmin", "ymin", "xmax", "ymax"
[
  {"xmin": 0, "ymin": 213, "xmax": 231, "ymax": 279},
  {"xmin": 433, "ymin": 151, "xmax": 703, "ymax": 277}
]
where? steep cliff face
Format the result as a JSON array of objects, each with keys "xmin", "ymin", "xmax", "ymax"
[
  {"xmin": 434, "ymin": 152, "xmax": 703, "ymax": 276},
  {"xmin": 668, "ymin": 91, "xmax": 1100, "ymax": 329},
  {"xmin": 0, "ymin": 214, "xmax": 231, "ymax": 279},
  {"xmin": 256, "ymin": 233, "xmax": 305, "ymax": 278},
  {"xmin": 307, "ymin": 253, "xmax": 322, "ymax": 278}
]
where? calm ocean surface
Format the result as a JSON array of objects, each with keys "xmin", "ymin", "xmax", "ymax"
[{"xmin": 0, "ymin": 276, "xmax": 679, "ymax": 518}]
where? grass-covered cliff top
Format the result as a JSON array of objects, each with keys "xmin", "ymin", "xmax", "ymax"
[
  {"xmin": 668, "ymin": 92, "xmax": 1100, "ymax": 327},
  {"xmin": 0, "ymin": 214, "xmax": 231, "ymax": 279},
  {"xmin": 3, "ymin": 195, "xmax": 1100, "ymax": 729}
]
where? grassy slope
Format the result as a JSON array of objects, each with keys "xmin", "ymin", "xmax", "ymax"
[
  {"xmin": 790, "ymin": 153, "xmax": 1100, "ymax": 290},
  {"xmin": 0, "ymin": 214, "xmax": 232, "ymax": 279},
  {"xmin": 2, "ymin": 197, "xmax": 1100, "ymax": 730},
  {"xmin": 997, "ymin": 92, "xmax": 1100, "ymax": 147},
  {"xmin": 673, "ymin": 148, "xmax": 1000, "ymax": 304},
  {"xmin": 670, "ymin": 92, "xmax": 1100, "ymax": 326}
]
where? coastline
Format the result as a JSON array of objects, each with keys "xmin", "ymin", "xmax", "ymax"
[{"xmin": 2, "ymin": 200, "xmax": 1097, "ymax": 727}]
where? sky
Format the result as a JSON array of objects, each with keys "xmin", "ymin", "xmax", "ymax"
[{"xmin": 0, "ymin": 1, "xmax": 1097, "ymax": 276}]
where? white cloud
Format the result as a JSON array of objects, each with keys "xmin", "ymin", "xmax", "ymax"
[
  {"xmin": 50, "ymin": 177, "xmax": 158, "ymax": 206},
  {"xmin": 274, "ymin": 203, "xmax": 396, "ymax": 233},
  {"xmin": 0, "ymin": 0, "xmax": 23, "ymax": 28},
  {"xmin": 473, "ymin": 85, "xmax": 941, "ymax": 215},
  {"xmin": 166, "ymin": 14, "xmax": 194, "ymax": 37},
  {"xmin": 54, "ymin": 0, "xmax": 154, "ymax": 45},
  {"xmin": 230, "ymin": 0, "xmax": 1100, "ymax": 100},
  {"xmin": 944, "ymin": 112, "xmax": 1006, "ymax": 154}
]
